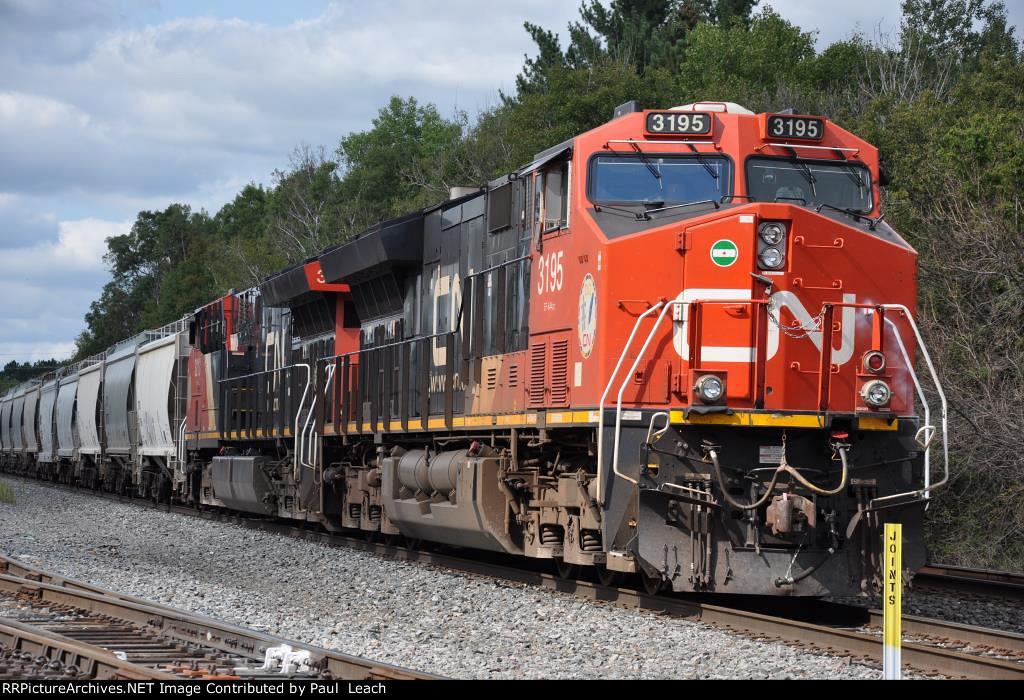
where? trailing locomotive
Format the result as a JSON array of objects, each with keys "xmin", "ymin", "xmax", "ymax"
[{"xmin": 0, "ymin": 101, "xmax": 948, "ymax": 598}]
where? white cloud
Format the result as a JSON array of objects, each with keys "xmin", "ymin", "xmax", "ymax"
[
  {"xmin": 0, "ymin": 1, "xmax": 581, "ymax": 204},
  {"xmin": 0, "ymin": 193, "xmax": 59, "ymax": 247},
  {"xmin": 0, "ymin": 91, "xmax": 90, "ymax": 128},
  {"xmin": 0, "ymin": 217, "xmax": 129, "ymax": 275},
  {"xmin": 53, "ymin": 218, "xmax": 125, "ymax": 268},
  {"xmin": 0, "ymin": 216, "xmax": 130, "ymax": 363}
]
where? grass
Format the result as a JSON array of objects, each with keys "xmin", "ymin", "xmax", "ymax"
[{"xmin": 0, "ymin": 479, "xmax": 14, "ymax": 504}]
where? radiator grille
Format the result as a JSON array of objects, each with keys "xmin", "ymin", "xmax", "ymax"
[
  {"xmin": 528, "ymin": 342, "xmax": 546, "ymax": 406},
  {"xmin": 550, "ymin": 339, "xmax": 569, "ymax": 406}
]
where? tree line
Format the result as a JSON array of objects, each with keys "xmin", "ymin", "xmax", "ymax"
[{"xmin": 38, "ymin": 0, "xmax": 1024, "ymax": 568}]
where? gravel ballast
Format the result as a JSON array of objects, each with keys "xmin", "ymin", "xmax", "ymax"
[
  {"xmin": 840, "ymin": 589, "xmax": 1024, "ymax": 635},
  {"xmin": 0, "ymin": 478, "xmax": 920, "ymax": 679}
]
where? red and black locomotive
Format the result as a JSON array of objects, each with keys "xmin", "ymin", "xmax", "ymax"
[{"xmin": 1, "ymin": 101, "xmax": 948, "ymax": 597}]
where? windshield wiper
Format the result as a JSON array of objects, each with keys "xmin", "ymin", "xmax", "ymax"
[
  {"xmin": 815, "ymin": 202, "xmax": 883, "ymax": 229},
  {"xmin": 627, "ymin": 140, "xmax": 662, "ymax": 183},
  {"xmin": 593, "ymin": 203, "xmax": 647, "ymax": 218},
  {"xmin": 686, "ymin": 143, "xmax": 719, "ymax": 181},
  {"xmin": 831, "ymin": 150, "xmax": 865, "ymax": 189},
  {"xmin": 838, "ymin": 162, "xmax": 864, "ymax": 188},
  {"xmin": 593, "ymin": 199, "xmax": 666, "ymax": 220},
  {"xmin": 639, "ymin": 199, "xmax": 720, "ymax": 220},
  {"xmin": 785, "ymin": 147, "xmax": 817, "ymax": 196}
]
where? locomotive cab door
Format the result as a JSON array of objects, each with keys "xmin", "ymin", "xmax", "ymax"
[{"xmin": 674, "ymin": 214, "xmax": 761, "ymax": 405}]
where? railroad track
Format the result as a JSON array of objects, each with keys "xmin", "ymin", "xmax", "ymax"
[
  {"xmin": 5, "ymin": 474, "xmax": 1024, "ymax": 679},
  {"xmin": 0, "ymin": 552, "xmax": 438, "ymax": 681},
  {"xmin": 916, "ymin": 564, "xmax": 1024, "ymax": 601}
]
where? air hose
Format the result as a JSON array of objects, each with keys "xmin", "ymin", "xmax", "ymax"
[{"xmin": 707, "ymin": 443, "xmax": 850, "ymax": 511}]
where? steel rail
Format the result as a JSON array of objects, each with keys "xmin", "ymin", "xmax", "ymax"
[
  {"xmin": 0, "ymin": 555, "xmax": 439, "ymax": 681},
  {"xmin": 915, "ymin": 564, "xmax": 1024, "ymax": 601},
  {"xmin": 0, "ymin": 617, "xmax": 177, "ymax": 680},
  {"xmin": 864, "ymin": 609, "xmax": 1024, "ymax": 657},
  {"xmin": 6, "ymin": 476, "xmax": 1024, "ymax": 679}
]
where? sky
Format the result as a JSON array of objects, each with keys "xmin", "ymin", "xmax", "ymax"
[{"xmin": 0, "ymin": 0, "xmax": 1021, "ymax": 363}]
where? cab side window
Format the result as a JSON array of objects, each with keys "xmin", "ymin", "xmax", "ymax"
[
  {"xmin": 533, "ymin": 172, "xmax": 544, "ymax": 242},
  {"xmin": 543, "ymin": 161, "xmax": 570, "ymax": 233}
]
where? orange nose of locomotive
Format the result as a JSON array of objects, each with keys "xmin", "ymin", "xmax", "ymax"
[{"xmin": 678, "ymin": 203, "xmax": 919, "ymax": 419}]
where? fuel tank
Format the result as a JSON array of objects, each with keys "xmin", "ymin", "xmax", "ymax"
[{"xmin": 381, "ymin": 449, "xmax": 522, "ymax": 554}]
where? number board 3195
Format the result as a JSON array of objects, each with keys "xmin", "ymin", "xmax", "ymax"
[
  {"xmin": 766, "ymin": 115, "xmax": 824, "ymax": 141},
  {"xmin": 645, "ymin": 111, "xmax": 712, "ymax": 136}
]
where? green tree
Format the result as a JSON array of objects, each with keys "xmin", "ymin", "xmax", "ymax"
[
  {"xmin": 336, "ymin": 97, "xmax": 466, "ymax": 228},
  {"xmin": 901, "ymin": 0, "xmax": 1017, "ymax": 64},
  {"xmin": 207, "ymin": 183, "xmax": 277, "ymax": 290},
  {"xmin": 265, "ymin": 145, "xmax": 344, "ymax": 262},
  {"xmin": 516, "ymin": 0, "xmax": 761, "ymax": 93},
  {"xmin": 74, "ymin": 204, "xmax": 217, "ymax": 357},
  {"xmin": 675, "ymin": 8, "xmax": 816, "ymax": 102}
]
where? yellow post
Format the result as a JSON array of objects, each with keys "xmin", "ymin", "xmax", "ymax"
[{"xmin": 883, "ymin": 523, "xmax": 902, "ymax": 680}]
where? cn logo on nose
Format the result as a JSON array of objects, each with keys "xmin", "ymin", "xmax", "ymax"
[{"xmin": 672, "ymin": 288, "xmax": 857, "ymax": 366}]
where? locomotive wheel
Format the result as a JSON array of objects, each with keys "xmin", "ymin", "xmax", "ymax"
[
  {"xmin": 554, "ymin": 559, "xmax": 580, "ymax": 581},
  {"xmin": 383, "ymin": 534, "xmax": 400, "ymax": 547},
  {"xmin": 364, "ymin": 531, "xmax": 379, "ymax": 544},
  {"xmin": 405, "ymin": 538, "xmax": 422, "ymax": 552},
  {"xmin": 596, "ymin": 565, "xmax": 622, "ymax": 588},
  {"xmin": 640, "ymin": 569, "xmax": 666, "ymax": 596}
]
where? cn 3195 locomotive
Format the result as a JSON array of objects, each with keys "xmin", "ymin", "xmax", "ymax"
[{"xmin": 1, "ymin": 101, "xmax": 949, "ymax": 598}]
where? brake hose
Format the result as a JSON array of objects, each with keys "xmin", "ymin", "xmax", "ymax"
[
  {"xmin": 709, "ymin": 448, "xmax": 783, "ymax": 511},
  {"xmin": 707, "ymin": 445, "xmax": 850, "ymax": 511},
  {"xmin": 774, "ymin": 547, "xmax": 837, "ymax": 587},
  {"xmin": 781, "ymin": 445, "xmax": 849, "ymax": 496}
]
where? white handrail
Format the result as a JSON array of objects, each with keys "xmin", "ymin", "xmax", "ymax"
[
  {"xmin": 176, "ymin": 418, "xmax": 187, "ymax": 470},
  {"xmin": 884, "ymin": 317, "xmax": 930, "ymax": 486},
  {"xmin": 301, "ymin": 363, "xmax": 335, "ymax": 473},
  {"xmin": 871, "ymin": 304, "xmax": 949, "ymax": 506},
  {"xmin": 612, "ymin": 301, "xmax": 679, "ymax": 489},
  {"xmin": 291, "ymin": 364, "xmax": 312, "ymax": 480},
  {"xmin": 307, "ymin": 364, "xmax": 335, "ymax": 472},
  {"xmin": 596, "ymin": 301, "xmax": 664, "ymax": 504},
  {"xmin": 298, "ymin": 362, "xmax": 335, "ymax": 473}
]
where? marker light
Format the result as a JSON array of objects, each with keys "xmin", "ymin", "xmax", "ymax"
[
  {"xmin": 863, "ymin": 351, "xmax": 886, "ymax": 374},
  {"xmin": 694, "ymin": 375, "xmax": 725, "ymax": 404},
  {"xmin": 759, "ymin": 222, "xmax": 786, "ymax": 245},
  {"xmin": 861, "ymin": 379, "xmax": 892, "ymax": 408},
  {"xmin": 759, "ymin": 247, "xmax": 785, "ymax": 270}
]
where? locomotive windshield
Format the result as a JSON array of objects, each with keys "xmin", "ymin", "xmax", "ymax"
[
  {"xmin": 589, "ymin": 154, "xmax": 730, "ymax": 207},
  {"xmin": 746, "ymin": 157, "xmax": 873, "ymax": 213}
]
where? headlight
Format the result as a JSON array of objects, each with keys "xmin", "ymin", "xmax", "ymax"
[
  {"xmin": 759, "ymin": 222, "xmax": 786, "ymax": 245},
  {"xmin": 860, "ymin": 379, "xmax": 892, "ymax": 408},
  {"xmin": 759, "ymin": 247, "xmax": 785, "ymax": 270},
  {"xmin": 694, "ymin": 375, "xmax": 725, "ymax": 404}
]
